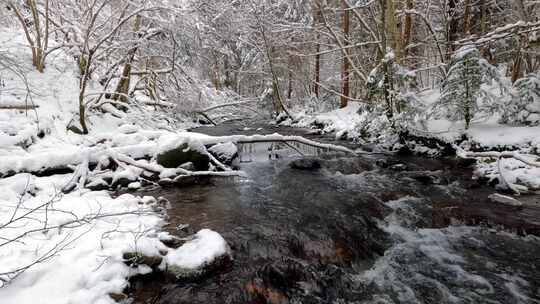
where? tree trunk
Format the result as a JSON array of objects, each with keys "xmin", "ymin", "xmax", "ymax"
[
  {"xmin": 511, "ymin": 41, "xmax": 523, "ymax": 83},
  {"xmin": 446, "ymin": 0, "xmax": 460, "ymax": 60},
  {"xmin": 112, "ymin": 15, "xmax": 141, "ymax": 102},
  {"xmin": 340, "ymin": 0, "xmax": 350, "ymax": 108},
  {"xmin": 313, "ymin": 4, "xmax": 322, "ymax": 98},
  {"xmin": 386, "ymin": 0, "xmax": 402, "ymax": 62},
  {"xmin": 402, "ymin": 0, "xmax": 414, "ymax": 58},
  {"xmin": 463, "ymin": 0, "xmax": 472, "ymax": 35}
]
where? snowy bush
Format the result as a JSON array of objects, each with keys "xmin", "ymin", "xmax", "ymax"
[
  {"xmin": 430, "ymin": 46, "xmax": 508, "ymax": 129},
  {"xmin": 366, "ymin": 48, "xmax": 419, "ymax": 119},
  {"xmin": 500, "ymin": 72, "xmax": 540, "ymax": 126}
]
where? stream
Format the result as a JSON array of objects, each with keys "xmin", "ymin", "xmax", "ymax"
[{"xmin": 131, "ymin": 122, "xmax": 540, "ymax": 304}]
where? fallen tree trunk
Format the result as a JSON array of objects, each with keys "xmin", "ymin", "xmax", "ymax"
[
  {"xmin": 0, "ymin": 133, "xmax": 358, "ymax": 178},
  {"xmin": 0, "ymin": 104, "xmax": 40, "ymax": 110},
  {"xmin": 456, "ymin": 148, "xmax": 540, "ymax": 194}
]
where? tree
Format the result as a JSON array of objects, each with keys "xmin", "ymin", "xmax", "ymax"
[
  {"xmin": 501, "ymin": 72, "xmax": 540, "ymax": 125},
  {"xmin": 7, "ymin": 0, "xmax": 51, "ymax": 72},
  {"xmin": 432, "ymin": 45, "xmax": 507, "ymax": 129}
]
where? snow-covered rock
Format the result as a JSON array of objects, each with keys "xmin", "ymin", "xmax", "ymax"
[
  {"xmin": 162, "ymin": 229, "xmax": 231, "ymax": 280},
  {"xmin": 156, "ymin": 142, "xmax": 210, "ymax": 171},
  {"xmin": 208, "ymin": 142, "xmax": 238, "ymax": 165}
]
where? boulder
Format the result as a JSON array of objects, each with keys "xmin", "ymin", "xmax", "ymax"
[
  {"xmin": 208, "ymin": 142, "xmax": 238, "ymax": 165},
  {"xmin": 123, "ymin": 252, "xmax": 163, "ymax": 268},
  {"xmin": 289, "ymin": 158, "xmax": 321, "ymax": 170},
  {"xmin": 157, "ymin": 142, "xmax": 210, "ymax": 171},
  {"xmin": 162, "ymin": 229, "xmax": 232, "ymax": 280}
]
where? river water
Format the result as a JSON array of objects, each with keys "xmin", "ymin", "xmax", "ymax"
[{"xmin": 132, "ymin": 122, "xmax": 540, "ymax": 304}]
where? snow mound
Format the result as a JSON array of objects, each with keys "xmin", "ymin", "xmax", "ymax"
[
  {"xmin": 163, "ymin": 229, "xmax": 231, "ymax": 278},
  {"xmin": 208, "ymin": 142, "xmax": 238, "ymax": 163}
]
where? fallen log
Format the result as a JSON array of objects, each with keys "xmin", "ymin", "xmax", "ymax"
[
  {"xmin": 0, "ymin": 104, "xmax": 39, "ymax": 110},
  {"xmin": 456, "ymin": 147, "xmax": 540, "ymax": 194},
  {"xmin": 0, "ymin": 133, "xmax": 360, "ymax": 178}
]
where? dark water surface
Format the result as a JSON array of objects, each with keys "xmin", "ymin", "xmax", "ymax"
[{"xmin": 132, "ymin": 122, "xmax": 540, "ymax": 304}]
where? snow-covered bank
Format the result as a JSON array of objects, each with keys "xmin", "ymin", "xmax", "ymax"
[
  {"xmin": 0, "ymin": 174, "xmax": 232, "ymax": 303},
  {"xmin": 282, "ymin": 99, "xmax": 540, "ymax": 194},
  {"xmin": 0, "ymin": 29, "xmax": 237, "ymax": 303}
]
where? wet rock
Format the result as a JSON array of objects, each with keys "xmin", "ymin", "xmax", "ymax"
[
  {"xmin": 396, "ymin": 144, "xmax": 413, "ymax": 156},
  {"xmin": 157, "ymin": 142, "xmax": 210, "ymax": 171},
  {"xmin": 123, "ymin": 252, "xmax": 163, "ymax": 268},
  {"xmin": 289, "ymin": 158, "xmax": 321, "ymax": 170},
  {"xmin": 161, "ymin": 237, "xmax": 187, "ymax": 249},
  {"xmin": 322, "ymin": 158, "xmax": 373, "ymax": 174},
  {"xmin": 108, "ymin": 292, "xmax": 128, "ymax": 302},
  {"xmin": 488, "ymin": 193, "xmax": 524, "ymax": 208},
  {"xmin": 390, "ymin": 163, "xmax": 408, "ymax": 171},
  {"xmin": 112, "ymin": 177, "xmax": 136, "ymax": 188},
  {"xmin": 173, "ymin": 175, "xmax": 212, "ymax": 187},
  {"xmin": 246, "ymin": 279, "xmax": 289, "ymax": 304},
  {"xmin": 403, "ymin": 171, "xmax": 443, "ymax": 185},
  {"xmin": 375, "ymin": 159, "xmax": 389, "ymax": 168},
  {"xmin": 257, "ymin": 259, "xmax": 306, "ymax": 292},
  {"xmin": 455, "ymin": 157, "xmax": 477, "ymax": 168}
]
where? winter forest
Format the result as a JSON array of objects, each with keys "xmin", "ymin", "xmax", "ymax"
[{"xmin": 0, "ymin": 0, "xmax": 540, "ymax": 303}]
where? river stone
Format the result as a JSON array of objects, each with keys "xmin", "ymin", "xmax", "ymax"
[
  {"xmin": 162, "ymin": 229, "xmax": 232, "ymax": 281},
  {"xmin": 289, "ymin": 158, "xmax": 321, "ymax": 170},
  {"xmin": 390, "ymin": 163, "xmax": 408, "ymax": 171},
  {"xmin": 455, "ymin": 157, "xmax": 477, "ymax": 168},
  {"xmin": 402, "ymin": 170, "xmax": 444, "ymax": 185},
  {"xmin": 156, "ymin": 142, "xmax": 210, "ymax": 170},
  {"xmin": 208, "ymin": 142, "xmax": 238, "ymax": 165},
  {"xmin": 488, "ymin": 193, "xmax": 523, "ymax": 208},
  {"xmin": 123, "ymin": 252, "xmax": 163, "ymax": 268}
]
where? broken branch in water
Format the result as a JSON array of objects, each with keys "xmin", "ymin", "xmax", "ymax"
[{"xmin": 456, "ymin": 147, "xmax": 540, "ymax": 194}]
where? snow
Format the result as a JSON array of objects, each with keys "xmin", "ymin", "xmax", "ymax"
[
  {"xmin": 0, "ymin": 29, "xmax": 235, "ymax": 304},
  {"xmin": 208, "ymin": 142, "xmax": 238, "ymax": 160},
  {"xmin": 0, "ymin": 175, "xmax": 169, "ymax": 304},
  {"xmin": 293, "ymin": 103, "xmax": 363, "ymax": 135},
  {"xmin": 162, "ymin": 229, "xmax": 230, "ymax": 272}
]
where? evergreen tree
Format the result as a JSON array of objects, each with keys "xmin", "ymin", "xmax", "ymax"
[
  {"xmin": 431, "ymin": 46, "xmax": 507, "ymax": 129},
  {"xmin": 501, "ymin": 72, "xmax": 540, "ymax": 126},
  {"xmin": 366, "ymin": 48, "xmax": 418, "ymax": 120},
  {"xmin": 438, "ymin": 46, "xmax": 482, "ymax": 129}
]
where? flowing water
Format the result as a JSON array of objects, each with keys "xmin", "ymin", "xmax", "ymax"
[{"xmin": 132, "ymin": 122, "xmax": 540, "ymax": 304}]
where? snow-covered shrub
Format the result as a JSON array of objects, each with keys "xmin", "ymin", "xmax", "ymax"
[
  {"xmin": 430, "ymin": 46, "xmax": 508, "ymax": 129},
  {"xmin": 500, "ymin": 72, "xmax": 540, "ymax": 126},
  {"xmin": 366, "ymin": 48, "xmax": 418, "ymax": 118}
]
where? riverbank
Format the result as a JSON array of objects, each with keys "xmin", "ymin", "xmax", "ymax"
[{"xmin": 281, "ymin": 103, "xmax": 540, "ymax": 194}]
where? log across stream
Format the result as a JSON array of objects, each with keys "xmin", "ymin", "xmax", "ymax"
[{"xmin": 129, "ymin": 121, "xmax": 540, "ymax": 304}]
